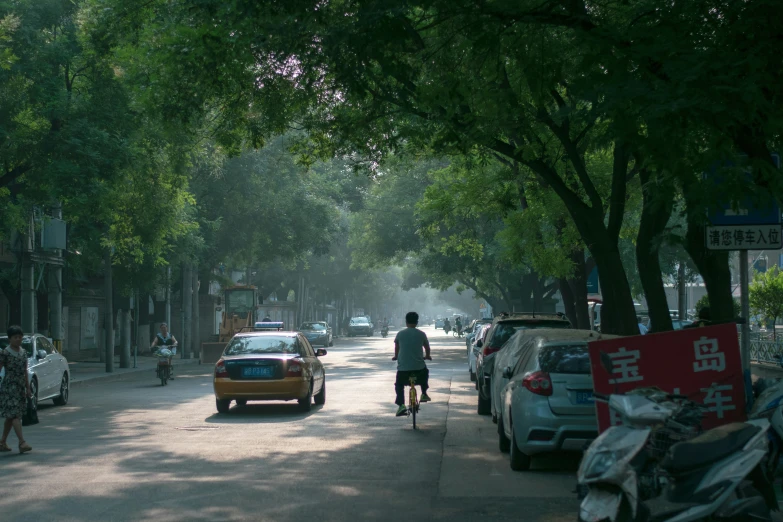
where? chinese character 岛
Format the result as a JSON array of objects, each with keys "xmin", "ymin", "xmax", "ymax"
[
  {"xmin": 693, "ymin": 336, "xmax": 726, "ymax": 373},
  {"xmin": 701, "ymin": 384, "xmax": 735, "ymax": 419},
  {"xmin": 607, "ymin": 347, "xmax": 643, "ymax": 384}
]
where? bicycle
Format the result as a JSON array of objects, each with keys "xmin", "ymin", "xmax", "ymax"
[{"xmin": 452, "ymin": 328, "xmax": 463, "ymax": 338}]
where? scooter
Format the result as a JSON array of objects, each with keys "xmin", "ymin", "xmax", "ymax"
[
  {"xmin": 381, "ymin": 325, "xmax": 389, "ymax": 338},
  {"xmin": 578, "ymin": 387, "xmax": 777, "ymax": 521},
  {"xmin": 155, "ymin": 347, "xmax": 175, "ymax": 386},
  {"xmin": 750, "ymin": 377, "xmax": 783, "ymax": 478}
]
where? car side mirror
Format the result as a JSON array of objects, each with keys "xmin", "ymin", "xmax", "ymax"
[
  {"xmin": 316, "ymin": 349, "xmax": 327, "ymax": 357},
  {"xmin": 37, "ymin": 350, "xmax": 47, "ymax": 360},
  {"xmin": 502, "ymin": 366, "xmax": 512, "ymax": 379},
  {"xmin": 476, "ymin": 340, "xmax": 483, "ymax": 348}
]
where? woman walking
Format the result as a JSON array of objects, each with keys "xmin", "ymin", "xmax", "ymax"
[{"xmin": 0, "ymin": 325, "xmax": 32, "ymax": 453}]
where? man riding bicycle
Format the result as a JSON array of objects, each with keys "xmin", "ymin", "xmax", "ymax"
[{"xmin": 392, "ymin": 311, "xmax": 432, "ymax": 416}]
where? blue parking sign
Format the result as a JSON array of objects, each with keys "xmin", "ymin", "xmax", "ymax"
[{"xmin": 706, "ymin": 154, "xmax": 781, "ymax": 226}]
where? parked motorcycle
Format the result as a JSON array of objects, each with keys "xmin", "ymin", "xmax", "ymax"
[
  {"xmin": 750, "ymin": 377, "xmax": 783, "ymax": 478},
  {"xmin": 578, "ymin": 386, "xmax": 777, "ymax": 521},
  {"xmin": 155, "ymin": 347, "xmax": 175, "ymax": 386}
]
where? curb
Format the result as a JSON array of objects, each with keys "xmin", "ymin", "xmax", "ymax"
[{"xmin": 70, "ymin": 358, "xmax": 203, "ymax": 388}]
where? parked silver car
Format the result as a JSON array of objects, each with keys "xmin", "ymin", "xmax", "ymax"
[
  {"xmin": 468, "ymin": 323, "xmax": 491, "ymax": 383},
  {"xmin": 0, "ymin": 334, "xmax": 70, "ymax": 414},
  {"xmin": 497, "ymin": 330, "xmax": 618, "ymax": 471}
]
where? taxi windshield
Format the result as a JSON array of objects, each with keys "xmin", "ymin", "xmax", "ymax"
[
  {"xmin": 224, "ymin": 336, "xmax": 298, "ymax": 355},
  {"xmin": 300, "ymin": 323, "xmax": 326, "ymax": 331}
]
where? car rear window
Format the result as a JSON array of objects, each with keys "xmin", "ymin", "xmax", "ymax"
[
  {"xmin": 225, "ymin": 336, "xmax": 299, "ymax": 356},
  {"xmin": 489, "ymin": 320, "xmax": 570, "ymax": 347},
  {"xmin": 538, "ymin": 344, "xmax": 591, "ymax": 374},
  {"xmin": 350, "ymin": 318, "xmax": 369, "ymax": 324},
  {"xmin": 301, "ymin": 323, "xmax": 326, "ymax": 331}
]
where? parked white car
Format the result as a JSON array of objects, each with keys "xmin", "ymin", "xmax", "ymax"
[
  {"xmin": 498, "ymin": 330, "xmax": 619, "ymax": 471},
  {"xmin": 0, "ymin": 334, "xmax": 70, "ymax": 414}
]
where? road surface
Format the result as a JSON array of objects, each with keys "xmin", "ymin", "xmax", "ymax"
[{"xmin": 0, "ymin": 326, "xmax": 579, "ymax": 521}]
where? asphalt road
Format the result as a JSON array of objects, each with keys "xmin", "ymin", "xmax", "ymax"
[{"xmin": 0, "ymin": 326, "xmax": 579, "ymax": 522}]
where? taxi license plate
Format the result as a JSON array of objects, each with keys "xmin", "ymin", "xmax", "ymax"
[
  {"xmin": 575, "ymin": 391, "xmax": 594, "ymax": 404},
  {"xmin": 242, "ymin": 366, "xmax": 273, "ymax": 378}
]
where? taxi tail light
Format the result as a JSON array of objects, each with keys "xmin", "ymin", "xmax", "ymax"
[
  {"xmin": 286, "ymin": 362, "xmax": 303, "ymax": 377},
  {"xmin": 215, "ymin": 360, "xmax": 229, "ymax": 378},
  {"xmin": 523, "ymin": 371, "xmax": 553, "ymax": 396}
]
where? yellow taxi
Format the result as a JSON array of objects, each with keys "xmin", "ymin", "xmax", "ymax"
[{"xmin": 213, "ymin": 323, "xmax": 327, "ymax": 413}]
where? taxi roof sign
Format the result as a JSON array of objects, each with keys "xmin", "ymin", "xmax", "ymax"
[{"xmin": 253, "ymin": 321, "xmax": 284, "ymax": 330}]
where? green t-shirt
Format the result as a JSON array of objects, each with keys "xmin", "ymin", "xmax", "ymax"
[{"xmin": 394, "ymin": 327, "xmax": 428, "ymax": 371}]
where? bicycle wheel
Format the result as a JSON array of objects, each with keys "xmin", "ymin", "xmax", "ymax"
[{"xmin": 409, "ymin": 386, "xmax": 418, "ymax": 429}]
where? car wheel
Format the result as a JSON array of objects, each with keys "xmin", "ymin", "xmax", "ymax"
[
  {"xmin": 509, "ymin": 421, "xmax": 532, "ymax": 471},
  {"xmin": 498, "ymin": 415, "xmax": 510, "ymax": 453},
  {"xmin": 477, "ymin": 392, "xmax": 491, "ymax": 415},
  {"xmin": 298, "ymin": 382, "xmax": 313, "ymax": 412},
  {"xmin": 216, "ymin": 398, "xmax": 231, "ymax": 413},
  {"xmin": 53, "ymin": 373, "xmax": 69, "ymax": 406},
  {"xmin": 236, "ymin": 399, "xmax": 247, "ymax": 406},
  {"xmin": 492, "ymin": 413, "xmax": 498, "ymax": 424},
  {"xmin": 470, "ymin": 370, "xmax": 476, "ymax": 382},
  {"xmin": 314, "ymin": 379, "xmax": 326, "ymax": 405}
]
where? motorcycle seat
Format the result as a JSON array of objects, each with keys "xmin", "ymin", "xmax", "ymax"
[{"xmin": 661, "ymin": 423, "xmax": 760, "ymax": 474}]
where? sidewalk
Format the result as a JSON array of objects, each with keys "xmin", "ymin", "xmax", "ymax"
[{"xmin": 69, "ymin": 356, "xmax": 202, "ymax": 387}]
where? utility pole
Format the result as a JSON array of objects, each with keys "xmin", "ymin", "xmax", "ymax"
[
  {"xmin": 740, "ymin": 252, "xmax": 751, "ymax": 372},
  {"xmin": 191, "ymin": 265, "xmax": 199, "ymax": 360},
  {"xmin": 104, "ymin": 246, "xmax": 114, "ymax": 372},
  {"xmin": 20, "ymin": 213, "xmax": 35, "ymax": 334},
  {"xmin": 182, "ymin": 263, "xmax": 192, "ymax": 359}
]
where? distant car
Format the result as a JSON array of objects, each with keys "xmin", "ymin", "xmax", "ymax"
[
  {"xmin": 299, "ymin": 321, "xmax": 333, "ymax": 347},
  {"xmin": 0, "ymin": 334, "xmax": 70, "ymax": 415},
  {"xmin": 434, "ymin": 318, "xmax": 445, "ymax": 329},
  {"xmin": 213, "ymin": 330, "xmax": 327, "ymax": 413},
  {"xmin": 469, "ymin": 323, "xmax": 491, "ymax": 383},
  {"xmin": 672, "ymin": 319, "xmax": 694, "ymax": 330},
  {"xmin": 498, "ymin": 330, "xmax": 619, "ymax": 471},
  {"xmin": 476, "ymin": 313, "xmax": 571, "ymax": 416},
  {"xmin": 347, "ymin": 317, "xmax": 374, "ymax": 337}
]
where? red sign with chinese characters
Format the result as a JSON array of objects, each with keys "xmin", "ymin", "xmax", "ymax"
[{"xmin": 588, "ymin": 323, "xmax": 746, "ymax": 433}]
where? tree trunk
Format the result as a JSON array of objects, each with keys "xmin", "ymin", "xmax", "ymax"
[
  {"xmin": 587, "ymin": 226, "xmax": 639, "ymax": 335},
  {"xmin": 568, "ymin": 251, "xmax": 591, "ymax": 329},
  {"xmin": 104, "ymin": 247, "xmax": 114, "ymax": 372},
  {"xmin": 636, "ymin": 169, "xmax": 674, "ymax": 332},
  {"xmin": 559, "ymin": 278, "xmax": 578, "ymax": 326},
  {"xmin": 685, "ymin": 219, "xmax": 734, "ymax": 323}
]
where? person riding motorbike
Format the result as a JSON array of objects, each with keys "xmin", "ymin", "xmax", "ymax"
[
  {"xmin": 443, "ymin": 318, "xmax": 451, "ymax": 334},
  {"xmin": 150, "ymin": 323, "xmax": 178, "ymax": 379},
  {"xmin": 455, "ymin": 316, "xmax": 462, "ymax": 336}
]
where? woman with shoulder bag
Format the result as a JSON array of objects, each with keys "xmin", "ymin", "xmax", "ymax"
[{"xmin": 0, "ymin": 325, "xmax": 33, "ymax": 453}]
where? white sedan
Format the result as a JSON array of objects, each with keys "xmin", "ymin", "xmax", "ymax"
[{"xmin": 0, "ymin": 334, "xmax": 71, "ymax": 414}]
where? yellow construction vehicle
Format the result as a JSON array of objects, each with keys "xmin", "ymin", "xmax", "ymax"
[{"xmin": 201, "ymin": 285, "xmax": 260, "ymax": 364}]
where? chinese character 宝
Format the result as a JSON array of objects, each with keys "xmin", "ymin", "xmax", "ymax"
[{"xmin": 607, "ymin": 347, "xmax": 643, "ymax": 384}]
